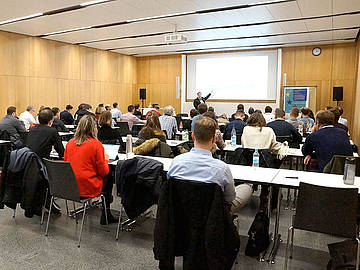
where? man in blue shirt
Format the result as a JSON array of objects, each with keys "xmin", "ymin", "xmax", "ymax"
[
  {"xmin": 191, "ymin": 103, "xmax": 207, "ymax": 132},
  {"xmin": 168, "ymin": 116, "xmax": 253, "ymax": 214},
  {"xmin": 223, "ymin": 110, "xmax": 246, "ymax": 141},
  {"xmin": 302, "ymin": 110, "xmax": 352, "ymax": 172}
]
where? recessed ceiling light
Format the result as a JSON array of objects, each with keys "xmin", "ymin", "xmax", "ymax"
[
  {"xmin": 42, "ymin": 26, "xmax": 92, "ymax": 37},
  {"xmin": 0, "ymin": 13, "xmax": 43, "ymax": 26},
  {"xmin": 80, "ymin": 0, "xmax": 114, "ymax": 7}
]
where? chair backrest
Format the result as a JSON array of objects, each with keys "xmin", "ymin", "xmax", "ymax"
[
  {"xmin": 162, "ymin": 130, "xmax": 169, "ymax": 140},
  {"xmin": 116, "ymin": 121, "xmax": 131, "ymax": 136},
  {"xmin": 276, "ymin": 135, "xmax": 300, "ymax": 149},
  {"xmin": 177, "ymin": 113, "xmax": 188, "ymax": 118},
  {"xmin": 131, "ymin": 124, "xmax": 143, "ymax": 136},
  {"xmin": 43, "ymin": 159, "xmax": 81, "ymax": 202},
  {"xmin": 294, "ymin": 182, "xmax": 358, "ymax": 238},
  {"xmin": 323, "ymin": 155, "xmax": 360, "ymax": 176}
]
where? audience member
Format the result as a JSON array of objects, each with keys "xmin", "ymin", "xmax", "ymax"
[
  {"xmin": 19, "ymin": 105, "xmax": 36, "ymax": 130},
  {"xmin": 133, "ymin": 104, "xmax": 142, "ymax": 119},
  {"xmin": 26, "ymin": 109, "xmax": 64, "ymax": 159},
  {"xmin": 336, "ymin": 106, "xmax": 348, "ymax": 126},
  {"xmin": 248, "ymin": 107, "xmax": 255, "ymax": 115},
  {"xmin": 302, "ymin": 110, "xmax": 352, "ymax": 172},
  {"xmin": 208, "ymin": 106, "xmax": 215, "ymax": 112},
  {"xmin": 159, "ymin": 106, "xmax": 178, "ymax": 139},
  {"xmin": 0, "ymin": 106, "xmax": 27, "ymax": 148},
  {"xmin": 241, "ymin": 112, "xmax": 282, "ymax": 153},
  {"xmin": 35, "ymin": 106, "xmax": 45, "ymax": 123},
  {"xmin": 325, "ymin": 106, "xmax": 333, "ymax": 110},
  {"xmin": 120, "ymin": 105, "xmax": 146, "ymax": 131},
  {"xmin": 308, "ymin": 108, "xmax": 315, "ymax": 120},
  {"xmin": 110, "ymin": 102, "xmax": 122, "ymax": 121},
  {"xmin": 64, "ymin": 115, "xmax": 116, "ymax": 224},
  {"xmin": 95, "ymin": 104, "xmax": 105, "ymax": 120},
  {"xmin": 51, "ymin": 107, "xmax": 69, "ymax": 132},
  {"xmin": 191, "ymin": 103, "xmax": 208, "ymax": 131},
  {"xmin": 203, "ymin": 111, "xmax": 225, "ymax": 150},
  {"xmin": 263, "ymin": 106, "xmax": 274, "ymax": 123},
  {"xmin": 60, "ymin": 105, "xmax": 74, "ymax": 125},
  {"xmin": 224, "ymin": 110, "xmax": 246, "ymax": 141},
  {"xmin": 105, "ymin": 104, "xmax": 111, "ymax": 111},
  {"xmin": 98, "ymin": 111, "xmax": 120, "ymax": 144},
  {"xmin": 299, "ymin": 107, "xmax": 315, "ymax": 128},
  {"xmin": 193, "ymin": 91, "xmax": 212, "ymax": 109},
  {"xmin": 189, "ymin": 109, "xmax": 199, "ymax": 120},
  {"xmin": 139, "ymin": 113, "xmax": 166, "ymax": 142},
  {"xmin": 145, "ymin": 105, "xmax": 162, "ymax": 117},
  {"xmin": 74, "ymin": 103, "xmax": 96, "ymax": 125},
  {"xmin": 167, "ymin": 117, "xmax": 252, "ymax": 215},
  {"xmin": 329, "ymin": 107, "xmax": 348, "ymax": 133},
  {"xmin": 287, "ymin": 107, "xmax": 300, "ymax": 129},
  {"xmin": 267, "ymin": 108, "xmax": 302, "ymax": 144},
  {"xmin": 230, "ymin": 104, "xmax": 248, "ymax": 122}
]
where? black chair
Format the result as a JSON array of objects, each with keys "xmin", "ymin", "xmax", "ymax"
[
  {"xmin": 323, "ymin": 155, "xmax": 360, "ymax": 176},
  {"xmin": 182, "ymin": 119, "xmax": 191, "ymax": 131},
  {"xmin": 276, "ymin": 135, "xmax": 300, "ymax": 149},
  {"xmin": 42, "ymin": 159, "xmax": 109, "ymax": 248},
  {"xmin": 284, "ymin": 182, "xmax": 360, "ymax": 269},
  {"xmin": 115, "ymin": 121, "xmax": 131, "ymax": 136},
  {"xmin": 177, "ymin": 113, "xmax": 188, "ymax": 118},
  {"xmin": 131, "ymin": 124, "xmax": 143, "ymax": 136}
]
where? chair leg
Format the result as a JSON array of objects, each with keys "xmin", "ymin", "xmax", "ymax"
[
  {"xmin": 41, "ymin": 188, "xmax": 49, "ymax": 225},
  {"xmin": 356, "ymin": 237, "xmax": 360, "ymax": 270},
  {"xmin": 65, "ymin": 200, "xmax": 69, "ymax": 217},
  {"xmin": 78, "ymin": 202, "xmax": 87, "ymax": 248},
  {"xmin": 100, "ymin": 194, "xmax": 109, "ymax": 231},
  {"xmin": 45, "ymin": 196, "xmax": 54, "ymax": 236},
  {"xmin": 116, "ymin": 205, "xmax": 122, "ymax": 240},
  {"xmin": 290, "ymin": 226, "xmax": 295, "ymax": 258},
  {"xmin": 73, "ymin": 202, "xmax": 78, "ymax": 224},
  {"xmin": 284, "ymin": 226, "xmax": 294, "ymax": 270}
]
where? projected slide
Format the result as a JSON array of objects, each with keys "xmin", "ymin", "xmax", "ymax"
[
  {"xmin": 284, "ymin": 87, "xmax": 309, "ymax": 113},
  {"xmin": 187, "ymin": 50, "xmax": 278, "ymax": 101}
]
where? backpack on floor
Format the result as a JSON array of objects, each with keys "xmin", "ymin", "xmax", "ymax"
[{"xmin": 245, "ymin": 210, "xmax": 270, "ymax": 257}]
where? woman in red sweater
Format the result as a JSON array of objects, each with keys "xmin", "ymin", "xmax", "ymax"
[{"xmin": 64, "ymin": 115, "xmax": 117, "ymax": 224}]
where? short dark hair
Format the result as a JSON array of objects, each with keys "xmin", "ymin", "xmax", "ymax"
[
  {"xmin": 66, "ymin": 105, "xmax": 73, "ymax": 110},
  {"xmin": 38, "ymin": 109, "xmax": 54, "ymax": 125},
  {"xmin": 203, "ymin": 111, "xmax": 216, "ymax": 121},
  {"xmin": 194, "ymin": 117, "xmax": 217, "ymax": 144},
  {"xmin": 316, "ymin": 110, "xmax": 334, "ymax": 126},
  {"xmin": 128, "ymin": 105, "xmax": 134, "ymax": 112},
  {"xmin": 248, "ymin": 107, "xmax": 255, "ymax": 115},
  {"xmin": 329, "ymin": 108, "xmax": 341, "ymax": 122},
  {"xmin": 51, "ymin": 107, "xmax": 60, "ymax": 116},
  {"xmin": 190, "ymin": 109, "xmax": 199, "ymax": 118},
  {"xmin": 197, "ymin": 103, "xmax": 208, "ymax": 114},
  {"xmin": 83, "ymin": 104, "xmax": 92, "ymax": 110},
  {"xmin": 7, "ymin": 106, "xmax": 16, "ymax": 115},
  {"xmin": 290, "ymin": 107, "xmax": 299, "ymax": 118},
  {"xmin": 325, "ymin": 106, "xmax": 333, "ymax": 111},
  {"xmin": 335, "ymin": 106, "xmax": 344, "ymax": 116},
  {"xmin": 134, "ymin": 104, "xmax": 140, "ymax": 110},
  {"xmin": 274, "ymin": 108, "xmax": 285, "ymax": 119},
  {"xmin": 237, "ymin": 104, "xmax": 244, "ymax": 111},
  {"xmin": 113, "ymin": 102, "xmax": 118, "ymax": 108},
  {"xmin": 235, "ymin": 110, "xmax": 245, "ymax": 118},
  {"xmin": 264, "ymin": 106, "xmax": 272, "ymax": 113},
  {"xmin": 301, "ymin": 107, "xmax": 310, "ymax": 116},
  {"xmin": 208, "ymin": 106, "xmax": 214, "ymax": 112}
]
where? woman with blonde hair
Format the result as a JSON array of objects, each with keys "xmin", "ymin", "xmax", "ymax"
[
  {"xmin": 98, "ymin": 110, "xmax": 119, "ymax": 144},
  {"xmin": 64, "ymin": 115, "xmax": 117, "ymax": 224}
]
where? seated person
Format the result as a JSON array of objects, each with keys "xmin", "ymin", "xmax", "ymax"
[
  {"xmin": 120, "ymin": 105, "xmax": 146, "ymax": 131},
  {"xmin": 74, "ymin": 103, "xmax": 96, "ymax": 125},
  {"xmin": 299, "ymin": 107, "xmax": 315, "ymax": 128},
  {"xmin": 263, "ymin": 106, "xmax": 274, "ymax": 123},
  {"xmin": 241, "ymin": 112, "xmax": 283, "ymax": 154},
  {"xmin": 64, "ymin": 115, "xmax": 116, "ymax": 224},
  {"xmin": 133, "ymin": 104, "xmax": 142, "ymax": 119},
  {"xmin": 203, "ymin": 111, "xmax": 225, "ymax": 150},
  {"xmin": 167, "ymin": 117, "xmax": 253, "ymax": 215},
  {"xmin": 224, "ymin": 110, "xmax": 246, "ymax": 142},
  {"xmin": 229, "ymin": 104, "xmax": 248, "ymax": 122},
  {"xmin": 191, "ymin": 103, "xmax": 208, "ymax": 131},
  {"xmin": 302, "ymin": 110, "xmax": 353, "ymax": 172},
  {"xmin": 139, "ymin": 113, "xmax": 167, "ymax": 142},
  {"xmin": 159, "ymin": 106, "xmax": 178, "ymax": 140},
  {"xmin": 145, "ymin": 105, "xmax": 162, "ymax": 117},
  {"xmin": 0, "ymin": 106, "xmax": 27, "ymax": 149},
  {"xmin": 26, "ymin": 108, "xmax": 64, "ymax": 159},
  {"xmin": 337, "ymin": 106, "xmax": 348, "ymax": 126},
  {"xmin": 60, "ymin": 105, "xmax": 74, "ymax": 125},
  {"xmin": 110, "ymin": 102, "xmax": 122, "ymax": 121},
  {"xmin": 248, "ymin": 107, "xmax": 255, "ymax": 116},
  {"xmin": 267, "ymin": 108, "xmax": 302, "ymax": 145},
  {"xmin": 287, "ymin": 107, "xmax": 300, "ymax": 130},
  {"xmin": 98, "ymin": 111, "xmax": 120, "ymax": 144},
  {"xmin": 329, "ymin": 107, "xmax": 348, "ymax": 133},
  {"xmin": 19, "ymin": 105, "xmax": 36, "ymax": 130},
  {"xmin": 189, "ymin": 108, "xmax": 199, "ymax": 120},
  {"xmin": 51, "ymin": 107, "xmax": 69, "ymax": 132}
]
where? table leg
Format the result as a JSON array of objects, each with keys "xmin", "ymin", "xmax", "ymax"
[{"xmin": 267, "ymin": 187, "xmax": 282, "ymax": 264}]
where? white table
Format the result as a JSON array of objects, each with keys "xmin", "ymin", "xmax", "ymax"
[
  {"xmin": 58, "ymin": 131, "xmax": 74, "ymax": 137},
  {"xmin": 121, "ymin": 137, "xmax": 188, "ymax": 147},
  {"xmin": 64, "ymin": 125, "xmax": 75, "ymax": 129},
  {"xmin": 221, "ymin": 144, "xmax": 242, "ymax": 152},
  {"xmin": 0, "ymin": 140, "xmax": 11, "ymax": 145}
]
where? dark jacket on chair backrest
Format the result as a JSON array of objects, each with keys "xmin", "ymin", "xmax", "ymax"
[{"xmin": 153, "ymin": 178, "xmax": 240, "ymax": 270}]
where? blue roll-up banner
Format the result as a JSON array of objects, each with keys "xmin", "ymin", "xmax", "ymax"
[{"xmin": 284, "ymin": 87, "xmax": 309, "ymax": 113}]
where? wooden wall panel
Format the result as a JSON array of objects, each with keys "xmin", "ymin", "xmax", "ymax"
[
  {"xmin": 352, "ymin": 40, "xmax": 360, "ymax": 146},
  {"xmin": 0, "ymin": 30, "xmax": 137, "ymax": 115},
  {"xmin": 282, "ymin": 42, "xmax": 358, "ymax": 136}
]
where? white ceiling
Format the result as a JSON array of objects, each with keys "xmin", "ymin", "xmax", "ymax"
[{"xmin": 0, "ymin": 0, "xmax": 358, "ymax": 56}]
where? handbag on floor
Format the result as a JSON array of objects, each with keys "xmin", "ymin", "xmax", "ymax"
[
  {"xmin": 245, "ymin": 210, "xmax": 270, "ymax": 257},
  {"xmin": 327, "ymin": 240, "xmax": 358, "ymax": 270}
]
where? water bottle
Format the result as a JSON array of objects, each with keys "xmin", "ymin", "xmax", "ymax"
[
  {"xmin": 179, "ymin": 121, "xmax": 183, "ymax": 132},
  {"xmin": 126, "ymin": 134, "xmax": 134, "ymax": 159},
  {"xmin": 231, "ymin": 125, "xmax": 236, "ymax": 146},
  {"xmin": 183, "ymin": 130, "xmax": 189, "ymax": 141},
  {"xmin": 253, "ymin": 148, "xmax": 260, "ymax": 167},
  {"xmin": 344, "ymin": 157, "xmax": 356, "ymax": 185}
]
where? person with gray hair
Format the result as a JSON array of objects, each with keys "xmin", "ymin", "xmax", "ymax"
[
  {"xmin": 159, "ymin": 106, "xmax": 178, "ymax": 139},
  {"xmin": 19, "ymin": 105, "xmax": 36, "ymax": 130}
]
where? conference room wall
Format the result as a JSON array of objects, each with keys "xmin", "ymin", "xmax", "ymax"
[
  {"xmin": 0, "ymin": 30, "xmax": 137, "ymax": 115},
  {"xmin": 281, "ymin": 42, "xmax": 358, "ymax": 138},
  {"xmin": 353, "ymin": 39, "xmax": 360, "ymax": 146},
  {"xmin": 135, "ymin": 55, "xmax": 182, "ymax": 114}
]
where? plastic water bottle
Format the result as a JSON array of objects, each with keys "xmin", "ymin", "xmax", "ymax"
[
  {"xmin": 183, "ymin": 130, "xmax": 189, "ymax": 141},
  {"xmin": 253, "ymin": 149, "xmax": 260, "ymax": 167},
  {"xmin": 298, "ymin": 122, "xmax": 304, "ymax": 136},
  {"xmin": 344, "ymin": 157, "xmax": 356, "ymax": 185},
  {"xmin": 179, "ymin": 121, "xmax": 183, "ymax": 132},
  {"xmin": 231, "ymin": 125, "xmax": 236, "ymax": 146},
  {"xmin": 126, "ymin": 134, "xmax": 134, "ymax": 159}
]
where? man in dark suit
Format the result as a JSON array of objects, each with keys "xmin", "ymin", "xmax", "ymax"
[
  {"xmin": 0, "ymin": 106, "xmax": 27, "ymax": 148},
  {"xmin": 223, "ymin": 110, "xmax": 246, "ymax": 141},
  {"xmin": 51, "ymin": 107, "xmax": 69, "ymax": 132},
  {"xmin": 267, "ymin": 108, "xmax": 302, "ymax": 144},
  {"xmin": 193, "ymin": 91, "xmax": 212, "ymax": 109},
  {"xmin": 302, "ymin": 110, "xmax": 352, "ymax": 172},
  {"xmin": 60, "ymin": 105, "xmax": 74, "ymax": 125}
]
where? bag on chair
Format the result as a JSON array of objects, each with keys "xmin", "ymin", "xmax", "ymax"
[
  {"xmin": 245, "ymin": 210, "xmax": 270, "ymax": 257},
  {"xmin": 327, "ymin": 240, "xmax": 358, "ymax": 270}
]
